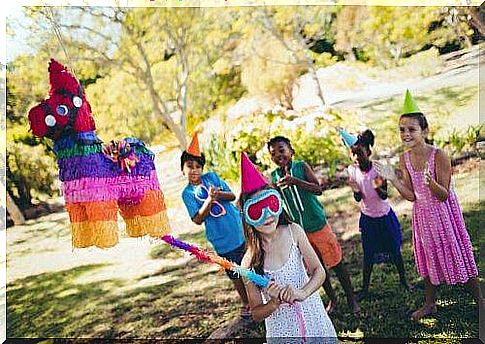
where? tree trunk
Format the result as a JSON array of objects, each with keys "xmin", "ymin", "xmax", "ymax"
[
  {"xmin": 141, "ymin": 46, "xmax": 188, "ymax": 150},
  {"xmin": 295, "ymin": 30, "xmax": 326, "ymax": 107},
  {"xmin": 6, "ymin": 191, "xmax": 25, "ymax": 225},
  {"xmin": 468, "ymin": 6, "xmax": 485, "ymax": 37}
]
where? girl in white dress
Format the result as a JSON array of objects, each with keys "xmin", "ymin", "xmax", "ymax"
[{"xmin": 239, "ymin": 152, "xmax": 337, "ymax": 343}]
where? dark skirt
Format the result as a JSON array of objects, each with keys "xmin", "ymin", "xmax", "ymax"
[{"xmin": 359, "ymin": 208, "xmax": 402, "ymax": 264}]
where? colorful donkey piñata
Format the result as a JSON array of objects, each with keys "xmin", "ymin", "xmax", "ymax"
[{"xmin": 28, "ymin": 59, "xmax": 171, "ymax": 248}]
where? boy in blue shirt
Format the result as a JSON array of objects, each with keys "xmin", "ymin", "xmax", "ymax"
[{"xmin": 181, "ymin": 133, "xmax": 250, "ymax": 319}]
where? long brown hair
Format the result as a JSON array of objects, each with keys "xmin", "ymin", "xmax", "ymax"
[{"xmin": 239, "ymin": 186, "xmax": 291, "ymax": 276}]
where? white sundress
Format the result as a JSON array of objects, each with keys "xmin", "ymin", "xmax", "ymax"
[{"xmin": 262, "ymin": 225, "xmax": 338, "ymax": 344}]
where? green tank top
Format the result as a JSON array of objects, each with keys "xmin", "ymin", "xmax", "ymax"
[{"xmin": 271, "ymin": 160, "xmax": 327, "ymax": 232}]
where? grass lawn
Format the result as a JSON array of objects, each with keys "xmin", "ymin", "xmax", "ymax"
[{"xmin": 6, "ymin": 163, "xmax": 480, "ymax": 340}]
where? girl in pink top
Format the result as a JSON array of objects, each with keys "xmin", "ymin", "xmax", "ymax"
[
  {"xmin": 375, "ymin": 111, "xmax": 483, "ymax": 321},
  {"xmin": 346, "ymin": 129, "xmax": 412, "ymax": 300}
]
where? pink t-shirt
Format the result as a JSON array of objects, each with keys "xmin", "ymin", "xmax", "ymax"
[{"xmin": 348, "ymin": 164, "xmax": 390, "ymax": 218}]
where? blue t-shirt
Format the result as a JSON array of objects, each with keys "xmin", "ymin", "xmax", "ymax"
[{"xmin": 182, "ymin": 171, "xmax": 245, "ymax": 255}]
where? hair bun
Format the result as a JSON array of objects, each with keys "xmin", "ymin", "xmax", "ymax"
[{"xmin": 359, "ymin": 129, "xmax": 375, "ymax": 147}]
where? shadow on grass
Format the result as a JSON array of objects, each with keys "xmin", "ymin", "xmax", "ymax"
[
  {"xmin": 7, "ymin": 264, "xmax": 121, "ymax": 338},
  {"xmin": 7, "ymin": 202, "xmax": 480, "ymax": 340},
  {"xmin": 7, "ymin": 259, "xmax": 243, "ymax": 339},
  {"xmin": 321, "ymin": 204, "xmax": 479, "ymax": 339}
]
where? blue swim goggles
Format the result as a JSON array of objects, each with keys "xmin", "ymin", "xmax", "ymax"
[{"xmin": 243, "ymin": 189, "xmax": 283, "ymax": 227}]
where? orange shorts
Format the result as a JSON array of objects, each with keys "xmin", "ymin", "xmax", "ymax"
[{"xmin": 306, "ymin": 223, "xmax": 342, "ymax": 269}]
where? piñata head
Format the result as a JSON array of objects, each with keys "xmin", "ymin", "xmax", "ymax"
[{"xmin": 28, "ymin": 59, "xmax": 96, "ymax": 140}]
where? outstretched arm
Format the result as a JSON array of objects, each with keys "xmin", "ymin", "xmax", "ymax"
[{"xmin": 375, "ymin": 156, "xmax": 415, "ymax": 202}]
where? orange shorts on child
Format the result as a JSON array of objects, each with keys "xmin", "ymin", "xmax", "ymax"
[{"xmin": 306, "ymin": 223, "xmax": 342, "ymax": 269}]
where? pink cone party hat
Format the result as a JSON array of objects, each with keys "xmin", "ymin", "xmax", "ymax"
[{"xmin": 241, "ymin": 152, "xmax": 269, "ymax": 194}]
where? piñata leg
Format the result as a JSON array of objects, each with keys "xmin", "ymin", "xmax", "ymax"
[
  {"xmin": 66, "ymin": 200, "xmax": 119, "ymax": 248},
  {"xmin": 119, "ymin": 189, "xmax": 171, "ymax": 238}
]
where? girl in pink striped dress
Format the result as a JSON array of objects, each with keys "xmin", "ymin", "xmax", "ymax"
[{"xmin": 375, "ymin": 110, "xmax": 483, "ymax": 321}]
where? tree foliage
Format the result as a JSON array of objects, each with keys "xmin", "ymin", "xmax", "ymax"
[{"xmin": 6, "ymin": 5, "xmax": 480, "ymax": 207}]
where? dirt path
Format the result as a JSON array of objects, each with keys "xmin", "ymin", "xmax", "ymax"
[{"xmin": 330, "ymin": 45, "xmax": 482, "ymax": 108}]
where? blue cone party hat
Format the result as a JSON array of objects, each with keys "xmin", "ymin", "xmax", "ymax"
[{"xmin": 337, "ymin": 128, "xmax": 358, "ymax": 148}]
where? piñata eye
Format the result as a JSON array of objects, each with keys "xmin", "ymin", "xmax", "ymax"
[
  {"xmin": 56, "ymin": 105, "xmax": 69, "ymax": 116},
  {"xmin": 45, "ymin": 115, "xmax": 56, "ymax": 127},
  {"xmin": 72, "ymin": 96, "xmax": 83, "ymax": 108}
]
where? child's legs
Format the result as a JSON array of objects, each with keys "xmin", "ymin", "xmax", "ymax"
[
  {"xmin": 219, "ymin": 243, "xmax": 249, "ymax": 307},
  {"xmin": 465, "ymin": 277, "xmax": 483, "ymax": 305},
  {"xmin": 321, "ymin": 265, "xmax": 337, "ymax": 302},
  {"xmin": 411, "ymin": 277, "xmax": 437, "ymax": 320},
  {"xmin": 423, "ymin": 277, "xmax": 437, "ymax": 305},
  {"xmin": 392, "ymin": 254, "xmax": 410, "ymax": 286},
  {"xmin": 332, "ymin": 262, "xmax": 358, "ymax": 307},
  {"xmin": 361, "ymin": 261, "xmax": 374, "ymax": 292},
  {"xmin": 307, "ymin": 224, "xmax": 358, "ymax": 309},
  {"xmin": 306, "ymin": 226, "xmax": 339, "ymax": 303}
]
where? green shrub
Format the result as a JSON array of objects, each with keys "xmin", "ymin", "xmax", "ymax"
[
  {"xmin": 7, "ymin": 141, "xmax": 58, "ymax": 209},
  {"xmin": 435, "ymin": 124, "xmax": 482, "ymax": 159},
  {"xmin": 204, "ymin": 109, "xmax": 347, "ymax": 181}
]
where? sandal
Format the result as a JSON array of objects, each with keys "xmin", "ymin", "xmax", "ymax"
[{"xmin": 410, "ymin": 304, "xmax": 437, "ymax": 321}]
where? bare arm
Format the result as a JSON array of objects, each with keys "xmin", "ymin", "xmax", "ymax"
[
  {"xmin": 426, "ymin": 149, "xmax": 451, "ymax": 201},
  {"xmin": 280, "ymin": 224, "xmax": 325, "ymax": 303},
  {"xmin": 191, "ymin": 198, "xmax": 212, "ymax": 225},
  {"xmin": 278, "ymin": 162, "xmax": 322, "ymax": 195},
  {"xmin": 376, "ymin": 156, "xmax": 415, "ymax": 202},
  {"xmin": 215, "ymin": 191, "xmax": 236, "ymax": 202},
  {"xmin": 241, "ymin": 252, "xmax": 282, "ymax": 322},
  {"xmin": 293, "ymin": 223, "xmax": 326, "ymax": 298},
  {"xmin": 347, "ymin": 172, "xmax": 362, "ymax": 202}
]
